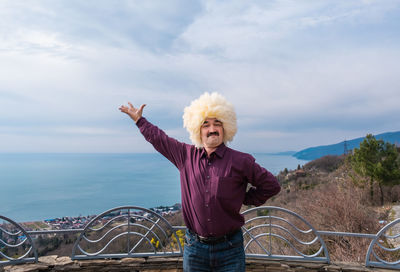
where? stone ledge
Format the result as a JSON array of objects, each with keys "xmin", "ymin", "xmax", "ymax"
[{"xmin": 1, "ymin": 256, "xmax": 398, "ymax": 272}]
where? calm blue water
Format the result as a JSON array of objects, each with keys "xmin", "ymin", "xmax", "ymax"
[{"xmin": 0, "ymin": 153, "xmax": 307, "ymax": 222}]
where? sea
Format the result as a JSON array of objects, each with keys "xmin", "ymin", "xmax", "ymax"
[{"xmin": 0, "ymin": 153, "xmax": 308, "ymax": 222}]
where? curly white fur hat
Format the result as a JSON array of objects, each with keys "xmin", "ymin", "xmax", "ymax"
[{"xmin": 183, "ymin": 92, "xmax": 237, "ymax": 148}]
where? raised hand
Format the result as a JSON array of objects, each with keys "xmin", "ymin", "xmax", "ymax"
[{"xmin": 119, "ymin": 102, "xmax": 146, "ymax": 123}]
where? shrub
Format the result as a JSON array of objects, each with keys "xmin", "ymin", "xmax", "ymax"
[{"xmin": 303, "ymin": 155, "xmax": 344, "ymax": 172}]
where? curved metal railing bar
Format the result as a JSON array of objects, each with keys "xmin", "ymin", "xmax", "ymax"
[
  {"xmin": 82, "ymin": 222, "xmax": 164, "ymax": 250},
  {"xmin": 0, "ymin": 226, "xmax": 22, "ymax": 236},
  {"xmin": 87, "ymin": 214, "xmax": 127, "ymax": 231},
  {"xmin": 73, "ymin": 210, "xmax": 174, "ymax": 257},
  {"xmin": 126, "ymin": 212, "xmax": 179, "ymax": 254},
  {"xmin": 82, "ymin": 218, "xmax": 170, "ymax": 255},
  {"xmin": 77, "ymin": 231, "xmax": 156, "ymax": 256},
  {"xmin": 82, "ymin": 222, "xmax": 129, "ymax": 243},
  {"xmin": 384, "ymin": 232, "xmax": 400, "ymax": 239},
  {"xmin": 71, "ymin": 206, "xmax": 183, "ymax": 260},
  {"xmin": 87, "ymin": 212, "xmax": 163, "ymax": 232},
  {"xmin": 130, "ymin": 219, "xmax": 164, "ymax": 254},
  {"xmin": 125, "ymin": 214, "xmax": 170, "ymax": 243},
  {"xmin": 127, "ymin": 232, "xmax": 156, "ymax": 254},
  {"xmin": 317, "ymin": 230, "xmax": 376, "ymax": 239},
  {"xmin": 0, "ymin": 251, "xmax": 13, "ymax": 261},
  {"xmin": 366, "ymin": 218, "xmax": 400, "ymax": 269},
  {"xmin": 245, "ymin": 215, "xmax": 313, "ymax": 234},
  {"xmin": 85, "ymin": 213, "xmax": 169, "ymax": 246},
  {"xmin": 246, "ymin": 224, "xmax": 319, "ymax": 245},
  {"xmin": 0, "ymin": 237, "xmax": 28, "ymax": 248},
  {"xmin": 374, "ymin": 242, "xmax": 400, "ymax": 252},
  {"xmin": 0, "ymin": 246, "xmax": 33, "ymax": 261},
  {"xmin": 131, "ymin": 210, "xmax": 182, "ymax": 252},
  {"xmin": 0, "ymin": 215, "xmax": 37, "ymax": 266},
  {"xmin": 127, "ymin": 222, "xmax": 166, "ymax": 253},
  {"xmin": 241, "ymin": 206, "xmax": 330, "ymax": 263},
  {"xmin": 372, "ymin": 251, "xmax": 400, "ymax": 265},
  {"xmin": 241, "ymin": 226, "xmax": 270, "ymax": 255},
  {"xmin": 244, "ymin": 232, "xmax": 324, "ymax": 258}
]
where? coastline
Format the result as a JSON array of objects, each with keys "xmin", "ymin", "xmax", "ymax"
[{"xmin": 16, "ymin": 203, "xmax": 182, "ymax": 232}]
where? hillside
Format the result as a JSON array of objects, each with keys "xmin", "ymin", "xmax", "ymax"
[
  {"xmin": 293, "ymin": 131, "xmax": 400, "ymax": 160},
  {"xmin": 269, "ymin": 154, "xmax": 399, "ymax": 262}
]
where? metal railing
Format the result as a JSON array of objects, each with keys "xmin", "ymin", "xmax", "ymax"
[
  {"xmin": 0, "ymin": 215, "xmax": 37, "ymax": 265},
  {"xmin": 71, "ymin": 206, "xmax": 183, "ymax": 260},
  {"xmin": 241, "ymin": 206, "xmax": 330, "ymax": 263},
  {"xmin": 1, "ymin": 206, "xmax": 399, "ymax": 269}
]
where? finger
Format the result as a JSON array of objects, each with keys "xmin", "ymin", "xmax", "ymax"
[
  {"xmin": 128, "ymin": 102, "xmax": 135, "ymax": 110},
  {"xmin": 119, "ymin": 106, "xmax": 127, "ymax": 113},
  {"xmin": 138, "ymin": 104, "xmax": 146, "ymax": 113}
]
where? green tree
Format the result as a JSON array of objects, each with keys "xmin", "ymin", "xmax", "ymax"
[
  {"xmin": 351, "ymin": 134, "xmax": 400, "ymax": 205},
  {"xmin": 376, "ymin": 142, "xmax": 400, "ymax": 184}
]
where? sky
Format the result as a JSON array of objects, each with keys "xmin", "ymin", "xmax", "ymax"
[{"xmin": 1, "ymin": 0, "xmax": 400, "ymax": 153}]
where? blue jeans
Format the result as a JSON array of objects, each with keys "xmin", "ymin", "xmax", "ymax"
[{"xmin": 183, "ymin": 229, "xmax": 245, "ymax": 272}]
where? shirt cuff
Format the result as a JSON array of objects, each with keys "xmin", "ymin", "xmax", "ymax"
[{"xmin": 135, "ymin": 117, "xmax": 146, "ymax": 128}]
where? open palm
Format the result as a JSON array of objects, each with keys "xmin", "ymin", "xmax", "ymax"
[{"xmin": 119, "ymin": 103, "xmax": 146, "ymax": 122}]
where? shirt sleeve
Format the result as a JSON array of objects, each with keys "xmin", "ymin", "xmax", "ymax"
[
  {"xmin": 136, "ymin": 117, "xmax": 187, "ymax": 169},
  {"xmin": 243, "ymin": 157, "xmax": 281, "ymax": 206}
]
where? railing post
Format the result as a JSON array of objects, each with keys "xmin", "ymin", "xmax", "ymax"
[
  {"xmin": 127, "ymin": 208, "xmax": 130, "ymax": 256},
  {"xmin": 269, "ymin": 209, "xmax": 272, "ymax": 255}
]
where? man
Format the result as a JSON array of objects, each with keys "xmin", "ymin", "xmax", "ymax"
[{"xmin": 120, "ymin": 92, "xmax": 280, "ymax": 272}]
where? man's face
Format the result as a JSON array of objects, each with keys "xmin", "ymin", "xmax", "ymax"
[{"xmin": 200, "ymin": 118, "xmax": 224, "ymax": 149}]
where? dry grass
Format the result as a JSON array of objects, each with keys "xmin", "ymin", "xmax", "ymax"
[{"xmin": 268, "ymin": 158, "xmax": 392, "ymax": 263}]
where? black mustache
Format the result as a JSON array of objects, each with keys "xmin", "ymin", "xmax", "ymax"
[{"xmin": 207, "ymin": 132, "xmax": 219, "ymax": 137}]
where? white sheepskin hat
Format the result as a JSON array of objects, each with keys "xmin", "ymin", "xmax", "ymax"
[{"xmin": 183, "ymin": 92, "xmax": 237, "ymax": 148}]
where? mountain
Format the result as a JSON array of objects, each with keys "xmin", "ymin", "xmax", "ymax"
[{"xmin": 293, "ymin": 131, "xmax": 400, "ymax": 160}]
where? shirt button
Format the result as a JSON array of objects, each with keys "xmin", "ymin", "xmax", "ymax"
[
  {"xmin": 205, "ymin": 204, "xmax": 209, "ymax": 207},
  {"xmin": 207, "ymin": 218, "xmax": 211, "ymax": 222},
  {"xmin": 208, "ymin": 162, "xmax": 211, "ymax": 166},
  {"xmin": 205, "ymin": 190, "xmax": 209, "ymax": 193},
  {"xmin": 207, "ymin": 176, "xmax": 210, "ymax": 179}
]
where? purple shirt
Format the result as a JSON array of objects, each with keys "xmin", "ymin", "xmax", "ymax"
[{"xmin": 136, "ymin": 117, "xmax": 281, "ymax": 237}]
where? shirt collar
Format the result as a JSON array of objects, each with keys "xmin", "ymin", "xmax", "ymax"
[{"xmin": 201, "ymin": 143, "xmax": 227, "ymax": 159}]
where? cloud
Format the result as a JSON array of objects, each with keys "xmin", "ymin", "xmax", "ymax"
[
  {"xmin": 0, "ymin": 0, "xmax": 203, "ymax": 52},
  {"xmin": 176, "ymin": 1, "xmax": 399, "ymax": 57},
  {"xmin": 1, "ymin": 0, "xmax": 400, "ymax": 152}
]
